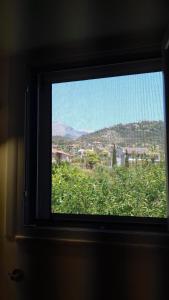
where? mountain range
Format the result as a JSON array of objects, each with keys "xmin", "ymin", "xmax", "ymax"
[
  {"xmin": 52, "ymin": 122, "xmax": 87, "ymax": 139},
  {"xmin": 52, "ymin": 121, "xmax": 165, "ymax": 148}
]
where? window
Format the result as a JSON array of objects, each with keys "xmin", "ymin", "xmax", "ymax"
[
  {"xmin": 25, "ymin": 59, "xmax": 168, "ymax": 228},
  {"xmin": 52, "ymin": 71, "xmax": 166, "ymax": 218}
]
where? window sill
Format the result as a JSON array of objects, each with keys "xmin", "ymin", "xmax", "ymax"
[{"xmin": 15, "ymin": 220, "xmax": 169, "ymax": 248}]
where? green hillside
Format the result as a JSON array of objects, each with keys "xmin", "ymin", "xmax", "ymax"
[
  {"xmin": 52, "ymin": 135, "xmax": 72, "ymax": 146},
  {"xmin": 52, "ymin": 121, "xmax": 165, "ymax": 150},
  {"xmin": 77, "ymin": 121, "xmax": 165, "ymax": 147}
]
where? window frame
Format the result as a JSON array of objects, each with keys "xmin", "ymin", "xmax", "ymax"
[{"xmin": 24, "ymin": 57, "xmax": 168, "ymax": 231}]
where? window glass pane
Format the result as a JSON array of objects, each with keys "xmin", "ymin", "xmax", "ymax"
[{"xmin": 52, "ymin": 72, "xmax": 167, "ymax": 217}]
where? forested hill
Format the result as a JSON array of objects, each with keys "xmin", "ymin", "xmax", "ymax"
[{"xmin": 76, "ymin": 121, "xmax": 165, "ymax": 147}]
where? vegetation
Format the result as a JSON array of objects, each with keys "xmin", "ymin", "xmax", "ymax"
[
  {"xmin": 112, "ymin": 144, "xmax": 117, "ymax": 166},
  {"xmin": 52, "ymin": 120, "xmax": 166, "ymax": 218},
  {"xmin": 76, "ymin": 120, "xmax": 165, "ymax": 148},
  {"xmin": 85, "ymin": 150, "xmax": 100, "ymax": 169},
  {"xmin": 52, "ymin": 161, "xmax": 166, "ymax": 217}
]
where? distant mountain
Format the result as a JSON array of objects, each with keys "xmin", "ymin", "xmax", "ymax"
[
  {"xmin": 77, "ymin": 121, "xmax": 165, "ymax": 147},
  {"xmin": 52, "ymin": 121, "xmax": 165, "ymax": 148},
  {"xmin": 52, "ymin": 122, "xmax": 87, "ymax": 139}
]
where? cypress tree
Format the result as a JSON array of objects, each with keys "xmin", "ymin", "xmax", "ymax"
[
  {"xmin": 125, "ymin": 149, "xmax": 129, "ymax": 167},
  {"xmin": 112, "ymin": 144, "xmax": 117, "ymax": 166}
]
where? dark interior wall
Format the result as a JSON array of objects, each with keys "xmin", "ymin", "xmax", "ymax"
[
  {"xmin": 3, "ymin": 238, "xmax": 169, "ymax": 300},
  {"xmin": 0, "ymin": 48, "xmax": 168, "ymax": 300},
  {"xmin": 1, "ymin": 1, "xmax": 169, "ymax": 299},
  {"xmin": 1, "ymin": 237, "xmax": 169, "ymax": 300},
  {"xmin": 1, "ymin": 0, "xmax": 169, "ymax": 54}
]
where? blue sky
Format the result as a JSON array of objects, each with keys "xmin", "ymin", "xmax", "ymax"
[{"xmin": 52, "ymin": 72, "xmax": 164, "ymax": 132}]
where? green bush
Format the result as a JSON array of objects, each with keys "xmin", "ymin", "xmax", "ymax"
[{"xmin": 52, "ymin": 162, "xmax": 166, "ymax": 217}]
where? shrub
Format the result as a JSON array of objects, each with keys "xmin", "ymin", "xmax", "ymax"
[{"xmin": 52, "ymin": 162, "xmax": 166, "ymax": 217}]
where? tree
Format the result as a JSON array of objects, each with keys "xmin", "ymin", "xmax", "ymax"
[
  {"xmin": 148, "ymin": 145, "xmax": 159, "ymax": 163},
  {"xmin": 100, "ymin": 149, "xmax": 109, "ymax": 166},
  {"xmin": 125, "ymin": 149, "xmax": 129, "ymax": 167},
  {"xmin": 112, "ymin": 144, "xmax": 117, "ymax": 166},
  {"xmin": 85, "ymin": 150, "xmax": 100, "ymax": 169}
]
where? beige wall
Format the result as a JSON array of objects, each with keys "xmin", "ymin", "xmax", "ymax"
[
  {"xmin": 0, "ymin": 54, "xmax": 26, "ymax": 299},
  {"xmin": 0, "ymin": 56, "xmax": 8, "ymax": 237}
]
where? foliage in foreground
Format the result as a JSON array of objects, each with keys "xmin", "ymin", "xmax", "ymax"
[{"xmin": 52, "ymin": 162, "xmax": 166, "ymax": 217}]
